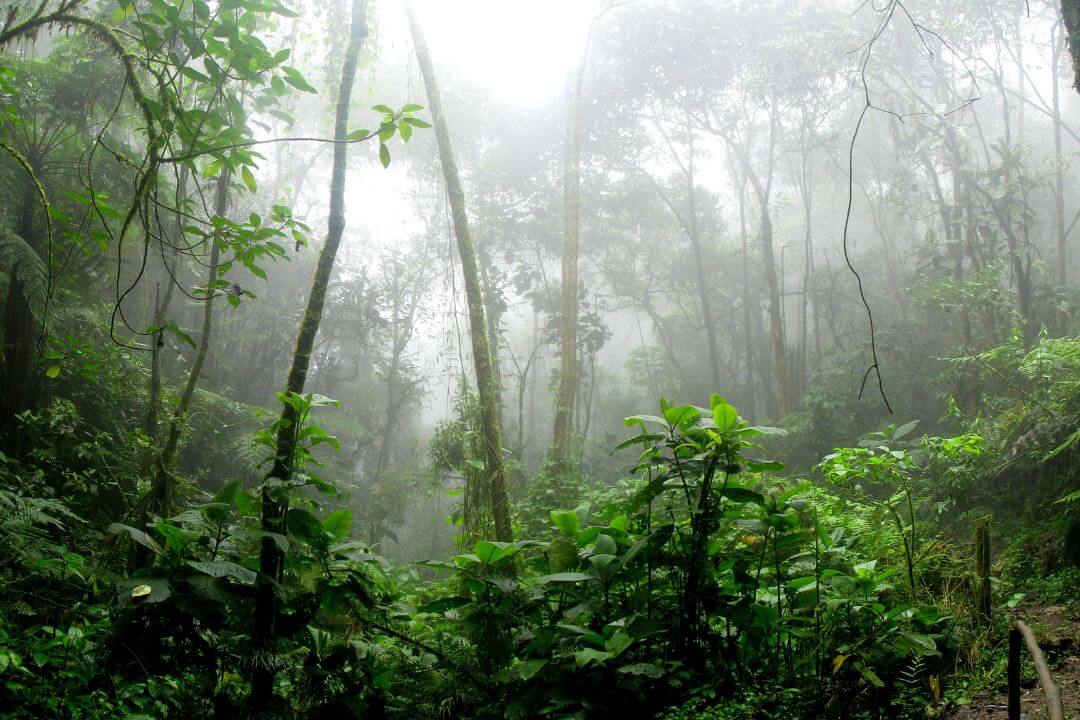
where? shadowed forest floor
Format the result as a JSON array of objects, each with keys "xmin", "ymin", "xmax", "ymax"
[{"xmin": 950, "ymin": 605, "xmax": 1080, "ymax": 720}]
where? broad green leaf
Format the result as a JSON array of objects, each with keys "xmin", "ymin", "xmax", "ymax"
[
  {"xmin": 418, "ymin": 596, "xmax": 470, "ymax": 614},
  {"xmin": 322, "ymin": 508, "xmax": 352, "ymax": 543},
  {"xmin": 287, "ymin": 508, "xmax": 326, "ymax": 545},
  {"xmin": 513, "ymin": 659, "xmax": 547, "ymax": 680},
  {"xmin": 892, "ymin": 419, "xmax": 920, "ymax": 440},
  {"xmin": 713, "ymin": 403, "xmax": 738, "ymax": 431},
  {"xmin": 619, "ymin": 663, "xmax": 664, "ymax": 678},
  {"xmin": 747, "ymin": 460, "xmax": 784, "ymax": 473},
  {"xmin": 473, "ymin": 540, "xmax": 516, "ymax": 564},
  {"xmin": 550, "ymin": 509, "xmax": 580, "ymax": 537},
  {"xmin": 187, "ymin": 560, "xmax": 257, "ymax": 585},
  {"xmin": 108, "ymin": 523, "xmax": 161, "ymax": 554},
  {"xmin": 537, "ymin": 572, "xmax": 591, "ymax": 583},
  {"xmin": 573, "ymin": 648, "xmax": 611, "ymax": 667},
  {"xmin": 664, "ymin": 404, "xmax": 700, "ymax": 429},
  {"xmin": 118, "ymin": 577, "xmax": 171, "ymax": 604},
  {"xmin": 232, "ymin": 528, "xmax": 289, "ymax": 552},
  {"xmin": 719, "ymin": 487, "xmax": 765, "ymax": 505}
]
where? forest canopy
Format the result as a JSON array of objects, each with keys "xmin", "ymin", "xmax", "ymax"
[{"xmin": 0, "ymin": 0, "xmax": 1079, "ymax": 718}]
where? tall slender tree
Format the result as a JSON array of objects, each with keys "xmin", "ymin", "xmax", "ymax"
[
  {"xmin": 551, "ymin": 67, "xmax": 583, "ymax": 467},
  {"xmin": 405, "ymin": 1, "xmax": 513, "ymax": 543},
  {"xmin": 145, "ymin": 169, "xmax": 229, "ymax": 522},
  {"xmin": 249, "ymin": 0, "xmax": 367, "ymax": 710}
]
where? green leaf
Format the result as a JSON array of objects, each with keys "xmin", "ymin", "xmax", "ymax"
[
  {"xmin": 537, "ymin": 572, "xmax": 591, "ymax": 583},
  {"xmin": 472, "ymin": 540, "xmax": 517, "ymax": 564},
  {"xmin": 856, "ymin": 662, "xmax": 885, "ymax": 688},
  {"xmin": 165, "ymin": 321, "xmax": 196, "ymax": 348},
  {"xmin": 899, "ymin": 632, "xmax": 939, "ymax": 654},
  {"xmin": 614, "ymin": 432, "xmax": 664, "ymax": 450},
  {"xmin": 592, "ymin": 533, "xmax": 617, "ymax": 556},
  {"xmin": 44, "ymin": 365, "xmax": 60, "ymax": 379},
  {"xmin": 623, "ymin": 414, "xmax": 667, "ymax": 428},
  {"xmin": 418, "ymin": 596, "xmax": 471, "ymax": 614},
  {"xmin": 287, "ymin": 508, "xmax": 326, "ymax": 545},
  {"xmin": 664, "ymin": 404, "xmax": 700, "ymax": 429},
  {"xmin": 187, "ymin": 560, "xmax": 257, "ymax": 585},
  {"xmin": 108, "ymin": 523, "xmax": 161, "ymax": 554},
  {"xmin": 892, "ymin": 419, "xmax": 920, "ymax": 441},
  {"xmin": 379, "ymin": 143, "xmax": 391, "ymax": 168},
  {"xmin": 242, "ymin": 166, "xmax": 257, "ymax": 193},
  {"xmin": 619, "ymin": 663, "xmax": 664, "ymax": 678},
  {"xmin": 232, "ymin": 528, "xmax": 289, "ymax": 552},
  {"xmin": 713, "ymin": 402, "xmax": 738, "ymax": 431},
  {"xmin": 322, "ymin": 509, "xmax": 352, "ymax": 543},
  {"xmin": 719, "ymin": 487, "xmax": 765, "ymax": 505},
  {"xmin": 280, "ymin": 66, "xmax": 317, "ymax": 93},
  {"xmin": 550, "ymin": 509, "xmax": 580, "ymax": 537},
  {"xmin": 786, "ymin": 576, "xmax": 818, "ymax": 593},
  {"xmin": 118, "ymin": 577, "xmax": 170, "ymax": 604},
  {"xmin": 573, "ymin": 648, "xmax": 612, "ymax": 667},
  {"xmin": 155, "ymin": 521, "xmax": 188, "ymax": 553},
  {"xmin": 513, "ymin": 659, "xmax": 547, "ymax": 680}
]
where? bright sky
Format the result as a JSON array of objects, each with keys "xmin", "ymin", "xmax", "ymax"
[
  {"xmin": 339, "ymin": 0, "xmax": 607, "ymax": 253},
  {"xmin": 380, "ymin": 0, "xmax": 603, "ymax": 106}
]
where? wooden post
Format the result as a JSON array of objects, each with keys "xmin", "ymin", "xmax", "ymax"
[
  {"xmin": 1013, "ymin": 619, "xmax": 1065, "ymax": 720},
  {"xmin": 1008, "ymin": 625, "xmax": 1021, "ymax": 720},
  {"xmin": 976, "ymin": 519, "xmax": 992, "ymax": 624}
]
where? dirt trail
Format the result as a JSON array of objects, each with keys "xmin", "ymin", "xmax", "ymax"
[{"xmin": 950, "ymin": 605, "xmax": 1080, "ymax": 720}]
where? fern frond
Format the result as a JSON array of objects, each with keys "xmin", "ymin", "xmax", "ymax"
[{"xmin": 0, "ymin": 226, "xmax": 47, "ymax": 316}]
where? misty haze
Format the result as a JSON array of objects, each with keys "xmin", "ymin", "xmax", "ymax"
[{"xmin": 0, "ymin": 0, "xmax": 1078, "ymax": 718}]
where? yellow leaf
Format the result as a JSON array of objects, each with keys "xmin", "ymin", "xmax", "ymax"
[{"xmin": 832, "ymin": 654, "xmax": 847, "ymax": 675}]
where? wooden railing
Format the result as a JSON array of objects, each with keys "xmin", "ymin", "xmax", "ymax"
[{"xmin": 1008, "ymin": 618, "xmax": 1065, "ymax": 720}]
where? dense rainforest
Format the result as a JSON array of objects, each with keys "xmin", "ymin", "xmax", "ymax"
[{"xmin": 1, "ymin": 0, "xmax": 1079, "ymax": 718}]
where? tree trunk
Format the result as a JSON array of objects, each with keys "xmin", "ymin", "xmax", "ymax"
[
  {"xmin": 551, "ymin": 67, "xmax": 583, "ymax": 468},
  {"xmin": 685, "ymin": 118, "xmax": 722, "ymax": 393},
  {"xmin": 407, "ymin": 2, "xmax": 513, "ymax": 543},
  {"xmin": 145, "ymin": 163, "xmax": 189, "ymax": 453},
  {"xmin": 1, "ymin": 262, "xmax": 34, "ymax": 450},
  {"xmin": 761, "ymin": 199, "xmax": 790, "ymax": 417},
  {"xmin": 1053, "ymin": 19, "xmax": 1068, "ymax": 286},
  {"xmin": 736, "ymin": 174, "xmax": 757, "ymax": 420},
  {"xmin": 1, "ymin": 172, "xmax": 42, "ymax": 451},
  {"xmin": 249, "ymin": 0, "xmax": 367, "ymax": 710},
  {"xmin": 146, "ymin": 168, "xmax": 229, "ymax": 523},
  {"xmin": 728, "ymin": 134, "xmax": 789, "ymax": 418}
]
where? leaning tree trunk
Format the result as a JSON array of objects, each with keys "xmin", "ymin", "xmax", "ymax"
[
  {"xmin": 406, "ymin": 1, "xmax": 513, "ymax": 543},
  {"xmin": 144, "ymin": 168, "xmax": 229, "ymax": 524},
  {"xmin": 144, "ymin": 162, "xmax": 189, "ymax": 464},
  {"xmin": 551, "ymin": 65, "xmax": 583, "ymax": 468},
  {"xmin": 249, "ymin": 0, "xmax": 367, "ymax": 711}
]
